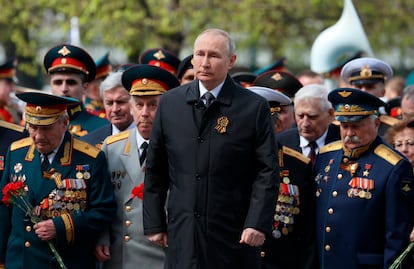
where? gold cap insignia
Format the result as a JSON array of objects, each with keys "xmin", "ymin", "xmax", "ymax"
[
  {"xmin": 360, "ymin": 66, "xmax": 372, "ymax": 78},
  {"xmin": 58, "ymin": 46, "xmax": 71, "ymax": 56},
  {"xmin": 338, "ymin": 91, "xmax": 352, "ymax": 98},
  {"xmin": 153, "ymin": 50, "xmax": 166, "ymax": 60},
  {"xmin": 271, "ymin": 73, "xmax": 283, "ymax": 81},
  {"xmin": 215, "ymin": 116, "xmax": 229, "ymax": 134}
]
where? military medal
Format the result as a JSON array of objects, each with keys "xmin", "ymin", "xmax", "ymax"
[
  {"xmin": 83, "ymin": 164, "xmax": 91, "ymax": 179},
  {"xmin": 76, "ymin": 165, "xmax": 83, "ymax": 179},
  {"xmin": 0, "ymin": 156, "xmax": 4, "ymax": 171},
  {"xmin": 215, "ymin": 116, "xmax": 229, "ymax": 134},
  {"xmin": 14, "ymin": 163, "xmax": 22, "ymax": 173}
]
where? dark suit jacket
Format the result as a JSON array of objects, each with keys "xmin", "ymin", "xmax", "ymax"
[
  {"xmin": 276, "ymin": 123, "xmax": 341, "ymax": 153},
  {"xmin": 81, "ymin": 124, "xmax": 112, "ymax": 148},
  {"xmin": 143, "ymin": 76, "xmax": 279, "ymax": 269}
]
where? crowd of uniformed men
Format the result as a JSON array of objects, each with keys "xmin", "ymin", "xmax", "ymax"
[{"xmin": 0, "ymin": 27, "xmax": 414, "ymax": 269}]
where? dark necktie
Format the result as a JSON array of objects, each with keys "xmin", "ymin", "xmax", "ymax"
[
  {"xmin": 140, "ymin": 142, "xmax": 148, "ymax": 166},
  {"xmin": 41, "ymin": 153, "xmax": 51, "ymax": 172},
  {"xmin": 308, "ymin": 141, "xmax": 318, "ymax": 166},
  {"xmin": 202, "ymin": 92, "xmax": 215, "ymax": 107}
]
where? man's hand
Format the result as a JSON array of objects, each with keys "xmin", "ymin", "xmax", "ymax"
[
  {"xmin": 146, "ymin": 232, "xmax": 168, "ymax": 248},
  {"xmin": 239, "ymin": 227, "xmax": 265, "ymax": 247},
  {"xmin": 95, "ymin": 245, "xmax": 111, "ymax": 262},
  {"xmin": 33, "ymin": 219, "xmax": 56, "ymax": 241}
]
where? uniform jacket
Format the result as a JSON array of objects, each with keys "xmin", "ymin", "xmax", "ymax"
[
  {"xmin": 314, "ymin": 137, "xmax": 414, "ymax": 269},
  {"xmin": 81, "ymin": 123, "xmax": 112, "ymax": 148},
  {"xmin": 68, "ymin": 103, "xmax": 108, "ymax": 137},
  {"xmin": 0, "ymin": 121, "xmax": 26, "ymax": 180},
  {"xmin": 0, "ymin": 131, "xmax": 116, "ymax": 269},
  {"xmin": 260, "ymin": 144, "xmax": 317, "ymax": 269},
  {"xmin": 99, "ymin": 129, "xmax": 165, "ymax": 269},
  {"xmin": 276, "ymin": 124, "xmax": 340, "ymax": 153},
  {"xmin": 143, "ymin": 76, "xmax": 279, "ymax": 269}
]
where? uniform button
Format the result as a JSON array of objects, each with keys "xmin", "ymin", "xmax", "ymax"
[
  {"xmin": 25, "ymin": 225, "xmax": 32, "ymax": 232},
  {"xmin": 194, "ymin": 212, "xmax": 201, "ymax": 218},
  {"xmin": 325, "ymin": 226, "xmax": 331, "ymax": 233},
  {"xmin": 124, "ymin": 235, "xmax": 130, "ymax": 242},
  {"xmin": 195, "ymin": 173, "xmax": 201, "ymax": 181},
  {"xmin": 125, "ymin": 220, "xmax": 132, "ymax": 227},
  {"xmin": 260, "ymin": 251, "xmax": 265, "ymax": 257},
  {"xmin": 125, "ymin": 206, "xmax": 132, "ymax": 212},
  {"xmin": 337, "ymin": 174, "xmax": 343, "ymax": 180},
  {"xmin": 328, "ymin": 208, "xmax": 334, "ymax": 214},
  {"xmin": 24, "ymin": 241, "xmax": 31, "ymax": 248},
  {"xmin": 332, "ymin": 191, "xmax": 338, "ymax": 197},
  {"xmin": 325, "ymin": 245, "xmax": 331, "ymax": 251},
  {"xmin": 197, "ymin": 137, "xmax": 204, "ymax": 143}
]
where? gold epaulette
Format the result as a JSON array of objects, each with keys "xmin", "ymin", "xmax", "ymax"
[
  {"xmin": 0, "ymin": 120, "xmax": 24, "ymax": 133},
  {"xmin": 331, "ymin": 120, "xmax": 340, "ymax": 126},
  {"xmin": 73, "ymin": 138, "xmax": 100, "ymax": 158},
  {"xmin": 10, "ymin": 137, "xmax": 33, "ymax": 151},
  {"xmin": 374, "ymin": 144, "xmax": 402, "ymax": 165},
  {"xmin": 282, "ymin": 146, "xmax": 310, "ymax": 164},
  {"xmin": 105, "ymin": 130, "xmax": 131, "ymax": 145},
  {"xmin": 319, "ymin": 140, "xmax": 342, "ymax": 154},
  {"xmin": 379, "ymin": 115, "xmax": 401, "ymax": 127}
]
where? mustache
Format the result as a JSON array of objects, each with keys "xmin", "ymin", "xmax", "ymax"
[{"xmin": 344, "ymin": 135, "xmax": 360, "ymax": 143}]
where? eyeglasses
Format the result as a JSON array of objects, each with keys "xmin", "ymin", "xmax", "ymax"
[{"xmin": 394, "ymin": 140, "xmax": 414, "ymax": 148}]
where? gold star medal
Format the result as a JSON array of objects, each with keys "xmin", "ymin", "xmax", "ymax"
[{"xmin": 215, "ymin": 116, "xmax": 229, "ymax": 134}]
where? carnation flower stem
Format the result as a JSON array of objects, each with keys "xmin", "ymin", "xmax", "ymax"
[{"xmin": 388, "ymin": 242, "xmax": 414, "ymax": 269}]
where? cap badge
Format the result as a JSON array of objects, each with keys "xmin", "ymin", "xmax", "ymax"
[
  {"xmin": 338, "ymin": 91, "xmax": 352, "ymax": 98},
  {"xmin": 271, "ymin": 73, "xmax": 283, "ymax": 81},
  {"xmin": 344, "ymin": 104, "xmax": 351, "ymax": 111},
  {"xmin": 215, "ymin": 116, "xmax": 229, "ymax": 134},
  {"xmin": 36, "ymin": 106, "xmax": 42, "ymax": 112},
  {"xmin": 142, "ymin": 78, "xmax": 148, "ymax": 85},
  {"xmin": 58, "ymin": 46, "xmax": 71, "ymax": 56},
  {"xmin": 360, "ymin": 66, "xmax": 372, "ymax": 78},
  {"xmin": 153, "ymin": 50, "xmax": 166, "ymax": 60}
]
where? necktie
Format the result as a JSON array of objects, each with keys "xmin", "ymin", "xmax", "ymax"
[
  {"xmin": 41, "ymin": 153, "xmax": 51, "ymax": 172},
  {"xmin": 308, "ymin": 141, "xmax": 318, "ymax": 166},
  {"xmin": 202, "ymin": 92, "xmax": 215, "ymax": 107},
  {"xmin": 140, "ymin": 141, "xmax": 148, "ymax": 166}
]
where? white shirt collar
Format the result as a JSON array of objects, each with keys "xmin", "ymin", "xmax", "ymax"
[{"xmin": 198, "ymin": 80, "xmax": 225, "ymax": 99}]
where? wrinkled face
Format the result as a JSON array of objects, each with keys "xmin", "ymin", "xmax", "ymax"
[
  {"xmin": 393, "ymin": 127, "xmax": 414, "ymax": 166},
  {"xmin": 130, "ymin": 95, "xmax": 160, "ymax": 139},
  {"xmin": 103, "ymin": 86, "xmax": 133, "ymax": 131},
  {"xmin": 28, "ymin": 118, "xmax": 68, "ymax": 154},
  {"xmin": 275, "ymin": 105, "xmax": 295, "ymax": 133},
  {"xmin": 340, "ymin": 116, "xmax": 379, "ymax": 150},
  {"xmin": 50, "ymin": 73, "xmax": 87, "ymax": 102},
  {"xmin": 401, "ymin": 96, "xmax": 414, "ymax": 120},
  {"xmin": 0, "ymin": 79, "xmax": 13, "ymax": 105},
  {"xmin": 352, "ymin": 82, "xmax": 385, "ymax": 98},
  {"xmin": 193, "ymin": 32, "xmax": 236, "ymax": 90},
  {"xmin": 180, "ymin": 68, "xmax": 196, "ymax": 85},
  {"xmin": 295, "ymin": 99, "xmax": 334, "ymax": 141}
]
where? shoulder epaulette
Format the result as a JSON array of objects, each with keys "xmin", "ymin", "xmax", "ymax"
[
  {"xmin": 374, "ymin": 144, "xmax": 402, "ymax": 165},
  {"xmin": 379, "ymin": 115, "xmax": 401, "ymax": 127},
  {"xmin": 282, "ymin": 146, "xmax": 310, "ymax": 164},
  {"xmin": 73, "ymin": 138, "xmax": 100, "ymax": 158},
  {"xmin": 105, "ymin": 130, "xmax": 131, "ymax": 145},
  {"xmin": 0, "ymin": 120, "xmax": 24, "ymax": 133},
  {"xmin": 319, "ymin": 140, "xmax": 342, "ymax": 154},
  {"xmin": 331, "ymin": 120, "xmax": 340, "ymax": 126},
  {"xmin": 10, "ymin": 137, "xmax": 33, "ymax": 151}
]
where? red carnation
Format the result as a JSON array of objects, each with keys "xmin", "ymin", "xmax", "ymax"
[{"xmin": 131, "ymin": 182, "xmax": 144, "ymax": 200}]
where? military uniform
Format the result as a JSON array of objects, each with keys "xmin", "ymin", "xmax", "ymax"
[
  {"xmin": 0, "ymin": 92, "xmax": 116, "ymax": 269},
  {"xmin": 97, "ymin": 64, "xmax": 179, "ymax": 269},
  {"xmin": 314, "ymin": 88, "xmax": 414, "ymax": 269},
  {"xmin": 67, "ymin": 103, "xmax": 109, "ymax": 137},
  {"xmin": 0, "ymin": 120, "xmax": 26, "ymax": 180}
]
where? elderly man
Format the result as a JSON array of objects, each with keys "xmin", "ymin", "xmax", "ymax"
[
  {"xmin": 94, "ymin": 64, "xmax": 179, "ymax": 269},
  {"xmin": 82, "ymin": 70, "xmax": 135, "ymax": 148},
  {"xmin": 315, "ymin": 88, "xmax": 414, "ymax": 269},
  {"xmin": 276, "ymin": 84, "xmax": 340, "ymax": 163},
  {"xmin": 43, "ymin": 44, "xmax": 109, "ymax": 137},
  {"xmin": 143, "ymin": 28, "xmax": 278, "ymax": 269},
  {"xmin": 0, "ymin": 91, "xmax": 115, "ymax": 269}
]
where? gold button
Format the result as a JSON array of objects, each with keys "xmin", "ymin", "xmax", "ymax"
[
  {"xmin": 328, "ymin": 208, "xmax": 334, "ymax": 214},
  {"xmin": 25, "ymin": 225, "xmax": 32, "ymax": 232},
  {"xmin": 24, "ymin": 241, "xmax": 31, "ymax": 248},
  {"xmin": 260, "ymin": 251, "xmax": 265, "ymax": 257},
  {"xmin": 325, "ymin": 226, "xmax": 331, "ymax": 233},
  {"xmin": 125, "ymin": 220, "xmax": 132, "ymax": 227},
  {"xmin": 124, "ymin": 235, "xmax": 130, "ymax": 242},
  {"xmin": 337, "ymin": 174, "xmax": 343, "ymax": 180},
  {"xmin": 332, "ymin": 191, "xmax": 338, "ymax": 197},
  {"xmin": 325, "ymin": 245, "xmax": 331, "ymax": 251},
  {"xmin": 125, "ymin": 206, "xmax": 132, "ymax": 212}
]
